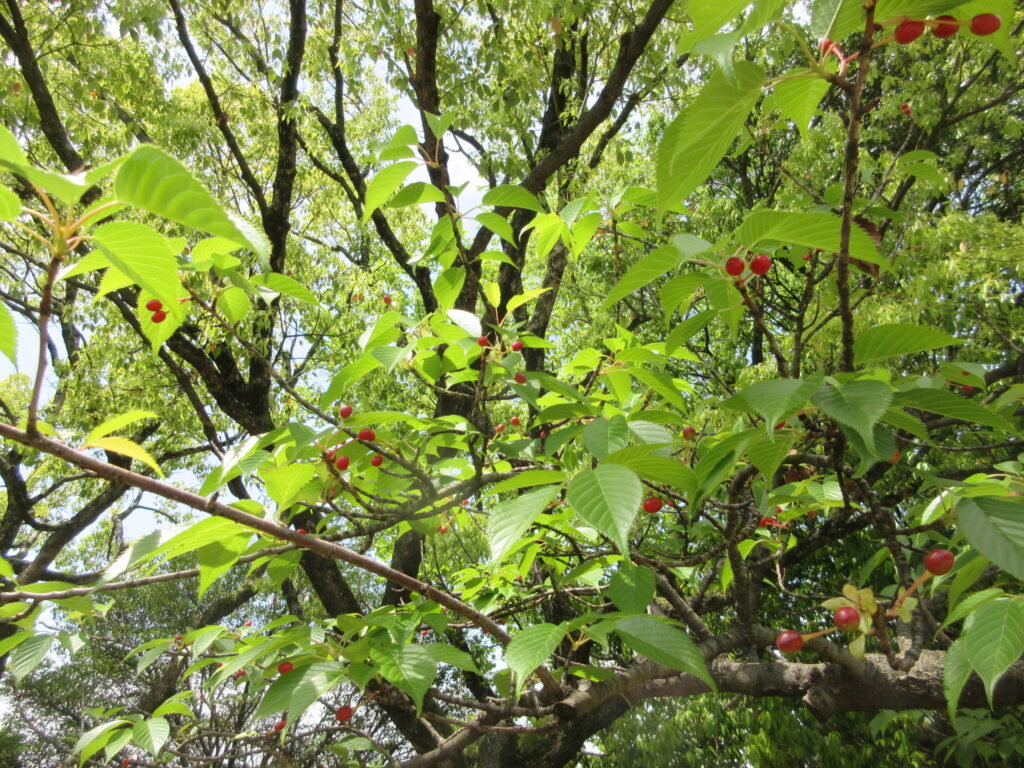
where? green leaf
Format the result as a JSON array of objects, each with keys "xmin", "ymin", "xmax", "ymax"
[
  {"xmin": 132, "ymin": 718, "xmax": 170, "ymax": 756},
  {"xmin": 115, "ymin": 145, "xmax": 268, "ymax": 258},
  {"xmin": 0, "ymin": 556, "xmax": 12, "ymax": 579},
  {"xmin": 445, "ymin": 309, "xmax": 481, "ymax": 338},
  {"xmin": 958, "ymin": 497, "xmax": 1024, "ymax": 581},
  {"xmin": 736, "ymin": 210, "xmax": 884, "ymax": 268},
  {"xmin": 812, "ymin": 380, "xmax": 892, "ymax": 456},
  {"xmin": 482, "ymin": 184, "xmax": 542, "ymax": 212},
  {"xmin": 250, "ymin": 273, "xmax": 318, "ymax": 305},
  {"xmin": 362, "ymin": 161, "xmax": 417, "ymax": 222},
  {"xmin": 488, "ymin": 485, "xmax": 562, "ymax": 562},
  {"xmin": 255, "ymin": 661, "xmax": 347, "ymax": 721},
  {"xmin": 371, "ymin": 644, "xmax": 437, "ymax": 714},
  {"xmin": 566, "ymin": 464, "xmax": 643, "ymax": 554},
  {"xmin": 484, "ymin": 470, "xmax": 566, "ymax": 497},
  {"xmin": 73, "ymin": 720, "xmax": 131, "ymax": 767},
  {"xmin": 583, "ymin": 415, "xmax": 631, "ymax": 460},
  {"xmin": 422, "ymin": 644, "xmax": 480, "ymax": 673},
  {"xmin": 731, "ymin": 375, "xmax": 821, "ymax": 431},
  {"xmin": 608, "ymin": 565, "xmax": 656, "ymax": 613},
  {"xmin": 216, "ymin": 286, "xmax": 253, "ymax": 324},
  {"xmin": 9, "ymin": 633, "xmax": 55, "ymax": 682},
  {"xmin": 0, "ymin": 185, "xmax": 19, "ymax": 220},
  {"xmin": 152, "ymin": 691, "xmax": 195, "ymax": 719},
  {"xmin": 0, "ymin": 630, "xmax": 31, "ymax": 658},
  {"xmin": 657, "ymin": 61, "xmax": 765, "ymax": 210},
  {"xmin": 854, "ymin": 324, "xmax": 961, "ymax": 364},
  {"xmin": 102, "ymin": 727, "xmax": 134, "ymax": 762},
  {"xmin": 944, "ymin": 637, "xmax": 972, "ymax": 717},
  {"xmin": 768, "ymin": 75, "xmax": 830, "ymax": 135},
  {"xmin": 84, "ymin": 436, "xmax": 165, "ymax": 477},
  {"xmin": 504, "ymin": 623, "xmax": 567, "ymax": 697},
  {"xmin": 477, "ymin": 212, "xmax": 515, "ymax": 244},
  {"xmin": 679, "ymin": 0, "xmax": 753, "ymax": 51},
  {"xmin": 434, "ymin": 268, "xmax": 465, "ymax": 311},
  {"xmin": 893, "ymin": 389, "xmax": 1015, "ymax": 432},
  {"xmin": 694, "ymin": 432, "xmax": 754, "ymax": 503},
  {"xmin": 85, "ymin": 410, "xmax": 159, "ymax": 444},
  {"xmin": 197, "ymin": 530, "xmax": 253, "ymax": 597},
  {"xmin": 615, "ymin": 616, "xmax": 713, "ymax": 688},
  {"xmin": 532, "ymin": 211, "xmax": 565, "ymax": 259},
  {"xmin": 261, "ymin": 463, "xmax": 316, "ymax": 509},
  {"xmin": 0, "ymin": 302, "xmax": 17, "ymax": 363},
  {"xmin": 137, "ymin": 517, "xmax": 254, "ymax": 567},
  {"xmin": 91, "ymin": 221, "xmax": 184, "ymax": 313},
  {"xmin": 603, "ymin": 450, "xmax": 698, "ymax": 500},
  {"xmin": 388, "ymin": 181, "xmax": 446, "ymax": 207},
  {"xmin": 602, "ymin": 245, "xmax": 682, "ymax": 309},
  {"xmin": 746, "ymin": 433, "xmax": 796, "ymax": 479},
  {"xmin": 963, "ymin": 599, "xmax": 1024, "ymax": 706}
]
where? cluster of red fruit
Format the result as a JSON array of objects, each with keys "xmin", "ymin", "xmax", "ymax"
[
  {"xmin": 144, "ymin": 298, "xmax": 167, "ymax": 323},
  {"xmin": 476, "ymin": 336, "xmax": 527, "ymax": 384},
  {"xmin": 725, "ymin": 253, "xmax": 771, "ymax": 277},
  {"xmin": 775, "ymin": 548, "xmax": 955, "ymax": 653},
  {"xmin": 324, "ymin": 406, "xmax": 386, "ymax": 468},
  {"xmin": 893, "ymin": 13, "xmax": 1001, "ymax": 44}
]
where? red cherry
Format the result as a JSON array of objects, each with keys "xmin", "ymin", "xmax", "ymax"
[
  {"xmin": 383, "ymin": 295, "xmax": 393, "ymax": 305},
  {"xmin": 273, "ymin": 719, "xmax": 286, "ymax": 732},
  {"xmin": 749, "ymin": 253, "xmax": 771, "ymax": 275},
  {"xmin": 335, "ymin": 705, "xmax": 353, "ymax": 723},
  {"xmin": 121, "ymin": 760, "xmax": 132, "ymax": 768},
  {"xmin": 962, "ymin": 385, "xmax": 974, "ymax": 394},
  {"xmin": 421, "ymin": 628, "xmax": 429, "ymax": 635},
  {"xmin": 495, "ymin": 423, "xmax": 505, "ymax": 433},
  {"xmin": 725, "ymin": 256, "xmax": 745, "ymax": 276},
  {"xmin": 894, "ymin": 20, "xmax": 925, "ymax": 44},
  {"xmin": 437, "ymin": 524, "xmax": 448, "ymax": 533},
  {"xmin": 339, "ymin": 404, "xmax": 353, "ymax": 419},
  {"xmin": 151, "ymin": 310, "xmax": 167, "ymax": 323},
  {"xmin": 682, "ymin": 425, "xmax": 696, "ymax": 440},
  {"xmin": 296, "ymin": 528, "xmax": 307, "ymax": 534},
  {"xmin": 244, "ymin": 620, "xmax": 253, "ymax": 627},
  {"xmin": 277, "ymin": 661, "xmax": 294, "ymax": 675},
  {"xmin": 336, "ymin": 455, "xmax": 350, "ymax": 470},
  {"xmin": 510, "ymin": 416, "xmax": 520, "ymax": 426},
  {"xmin": 370, "ymin": 455, "xmax": 383, "ymax": 467},
  {"xmin": 834, "ymin": 606, "xmax": 860, "ymax": 632},
  {"xmin": 970, "ymin": 13, "xmax": 1000, "ymax": 35},
  {"xmin": 174, "ymin": 635, "xmax": 183, "ymax": 641},
  {"xmin": 358, "ymin": 428, "xmax": 376, "ymax": 441},
  {"xmin": 802, "ymin": 252, "xmax": 812, "ymax": 261},
  {"xmin": 642, "ymin": 497, "xmax": 663, "ymax": 514},
  {"xmin": 461, "ymin": 499, "xmax": 470, "ymax": 506},
  {"xmin": 818, "ymin": 38, "xmax": 835, "ymax": 54},
  {"xmin": 511, "ymin": 340, "xmax": 524, "ymax": 351},
  {"xmin": 325, "ymin": 449, "xmax": 336, "ymax": 461},
  {"xmin": 145, "ymin": 298, "xmax": 163, "ymax": 311},
  {"xmin": 931, "ymin": 14, "xmax": 959, "ymax": 38},
  {"xmin": 776, "ymin": 630, "xmax": 804, "ymax": 653},
  {"xmin": 925, "ymin": 548, "xmax": 954, "ymax": 575},
  {"xmin": 514, "ymin": 372, "xmax": 527, "ymax": 384},
  {"xmin": 758, "ymin": 516, "xmax": 771, "ymax": 527},
  {"xmin": 233, "ymin": 669, "xmax": 246, "ymax": 679},
  {"xmin": 477, "ymin": 336, "xmax": 489, "ymax": 347}
]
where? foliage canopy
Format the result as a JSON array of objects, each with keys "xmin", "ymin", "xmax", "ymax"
[{"xmin": 0, "ymin": 0, "xmax": 1023, "ymax": 766}]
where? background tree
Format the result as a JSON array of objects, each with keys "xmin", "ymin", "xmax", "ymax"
[{"xmin": 0, "ymin": 0, "xmax": 1023, "ymax": 766}]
